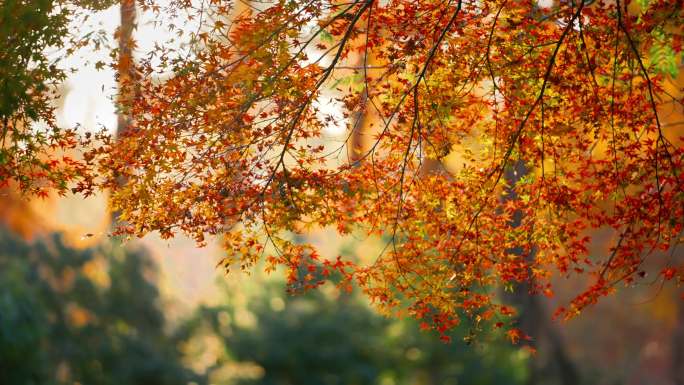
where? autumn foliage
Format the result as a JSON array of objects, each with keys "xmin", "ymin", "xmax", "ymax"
[
  {"xmin": 0, "ymin": 0, "xmax": 119, "ymax": 194},
  {"xmin": 10, "ymin": 0, "xmax": 684, "ymax": 339}
]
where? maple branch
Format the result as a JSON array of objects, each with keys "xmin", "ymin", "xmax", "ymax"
[
  {"xmin": 614, "ymin": 0, "xmax": 682, "ymax": 232},
  {"xmin": 490, "ymin": 1, "xmax": 585, "ymax": 187},
  {"xmin": 262, "ymin": 0, "xmax": 374, "ymax": 194},
  {"xmin": 351, "ymin": 0, "xmax": 464, "ymax": 166},
  {"xmin": 451, "ymin": 2, "xmax": 586, "ymax": 265}
]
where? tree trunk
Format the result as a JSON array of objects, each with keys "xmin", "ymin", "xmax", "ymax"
[
  {"xmin": 347, "ymin": 21, "xmax": 376, "ymax": 166},
  {"xmin": 117, "ymin": 0, "xmax": 136, "ymax": 139},
  {"xmin": 672, "ymin": 297, "xmax": 684, "ymax": 385},
  {"xmin": 504, "ymin": 160, "xmax": 579, "ymax": 385},
  {"xmin": 112, "ymin": 0, "xmax": 136, "ymax": 225}
]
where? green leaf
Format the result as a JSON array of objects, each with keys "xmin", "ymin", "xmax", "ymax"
[
  {"xmin": 636, "ymin": 0, "xmax": 650, "ymax": 11},
  {"xmin": 320, "ymin": 30, "xmax": 333, "ymax": 44},
  {"xmin": 649, "ymin": 31, "xmax": 680, "ymax": 78}
]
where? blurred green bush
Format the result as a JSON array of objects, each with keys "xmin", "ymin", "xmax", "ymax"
[
  {"xmin": 0, "ymin": 228, "xmax": 528, "ymax": 385},
  {"xmin": 178, "ymin": 275, "xmax": 528, "ymax": 385},
  {"xmin": 0, "ymin": 229, "xmax": 201, "ymax": 385}
]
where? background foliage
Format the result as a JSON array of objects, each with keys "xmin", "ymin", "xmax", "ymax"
[{"xmin": 0, "ymin": 227, "xmax": 528, "ymax": 385}]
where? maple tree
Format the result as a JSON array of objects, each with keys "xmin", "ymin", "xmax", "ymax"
[
  {"xmin": 79, "ymin": 0, "xmax": 684, "ymax": 341},
  {"xmin": 0, "ymin": 0, "xmax": 117, "ymax": 195}
]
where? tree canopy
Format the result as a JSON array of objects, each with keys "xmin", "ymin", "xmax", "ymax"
[
  {"xmin": 5, "ymin": 0, "xmax": 684, "ymax": 340},
  {"xmin": 0, "ymin": 0, "xmax": 116, "ymax": 194}
]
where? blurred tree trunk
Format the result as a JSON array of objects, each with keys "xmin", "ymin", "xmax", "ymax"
[
  {"xmin": 349, "ymin": 87, "xmax": 369, "ymax": 165},
  {"xmin": 112, "ymin": 0, "xmax": 136, "ymax": 225},
  {"xmin": 504, "ymin": 161, "xmax": 579, "ymax": 385},
  {"xmin": 672, "ymin": 295, "xmax": 684, "ymax": 384},
  {"xmin": 501, "ymin": 6, "xmax": 578, "ymax": 383},
  {"xmin": 117, "ymin": 0, "xmax": 136, "ymax": 139},
  {"xmin": 348, "ymin": 21, "xmax": 376, "ymax": 165}
]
